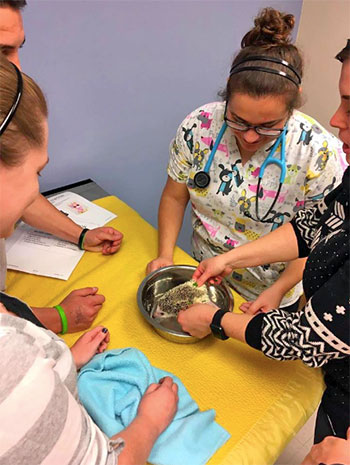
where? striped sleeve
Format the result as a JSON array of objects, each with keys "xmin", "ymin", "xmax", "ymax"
[
  {"xmin": 246, "ymin": 260, "xmax": 350, "ymax": 367},
  {"xmin": 0, "ymin": 320, "xmax": 123, "ymax": 465}
]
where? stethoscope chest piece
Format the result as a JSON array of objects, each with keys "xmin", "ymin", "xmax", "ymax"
[
  {"xmin": 193, "ymin": 121, "xmax": 228, "ymax": 189},
  {"xmin": 194, "ymin": 171, "xmax": 211, "ymax": 188}
]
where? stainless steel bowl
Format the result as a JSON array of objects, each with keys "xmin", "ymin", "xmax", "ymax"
[{"xmin": 137, "ymin": 265, "xmax": 234, "ymax": 343}]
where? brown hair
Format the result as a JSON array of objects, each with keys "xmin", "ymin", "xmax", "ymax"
[
  {"xmin": 336, "ymin": 40, "xmax": 350, "ymax": 63},
  {"xmin": 0, "ymin": 53, "xmax": 48, "ymax": 166},
  {"xmin": 0, "ymin": 0, "xmax": 26, "ymax": 10},
  {"xmin": 222, "ymin": 8, "xmax": 303, "ymax": 112}
]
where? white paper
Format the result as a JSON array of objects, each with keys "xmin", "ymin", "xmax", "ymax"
[{"xmin": 5, "ymin": 192, "xmax": 117, "ymax": 280}]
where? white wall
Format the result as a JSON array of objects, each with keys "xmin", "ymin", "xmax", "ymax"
[{"xmin": 296, "ymin": 0, "xmax": 350, "ymax": 135}]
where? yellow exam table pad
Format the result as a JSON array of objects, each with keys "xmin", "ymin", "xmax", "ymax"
[{"xmin": 6, "ymin": 195, "xmax": 324, "ymax": 465}]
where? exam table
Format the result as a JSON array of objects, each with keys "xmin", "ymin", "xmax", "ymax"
[{"xmin": 6, "ymin": 180, "xmax": 323, "ymax": 465}]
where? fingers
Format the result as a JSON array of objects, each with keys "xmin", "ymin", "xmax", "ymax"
[
  {"xmin": 102, "ymin": 241, "xmax": 122, "ymax": 255},
  {"xmin": 148, "ymin": 261, "xmax": 161, "ymax": 273},
  {"xmin": 146, "ymin": 258, "xmax": 173, "ymax": 275},
  {"xmin": 72, "ymin": 287, "xmax": 99, "ymax": 297},
  {"xmin": 192, "ymin": 265, "xmax": 204, "ymax": 283},
  {"xmin": 195, "ymin": 269, "xmax": 212, "ymax": 287},
  {"xmin": 146, "ymin": 261, "xmax": 156, "ymax": 274},
  {"xmin": 158, "ymin": 376, "xmax": 173, "ymax": 388},
  {"xmin": 87, "ymin": 325, "xmax": 105, "ymax": 336},
  {"xmin": 177, "ymin": 310, "xmax": 186, "ymax": 325},
  {"xmin": 92, "ymin": 327, "xmax": 109, "ymax": 350},
  {"xmin": 208, "ymin": 276, "xmax": 222, "ymax": 285},
  {"xmin": 86, "ymin": 325, "xmax": 109, "ymax": 340},
  {"xmin": 159, "ymin": 377, "xmax": 179, "ymax": 398},
  {"xmin": 87, "ymin": 293, "xmax": 105, "ymax": 306},
  {"xmin": 245, "ymin": 305, "xmax": 262, "ymax": 315},
  {"xmin": 248, "ymin": 301, "xmax": 263, "ymax": 314},
  {"xmin": 144, "ymin": 383, "xmax": 159, "ymax": 394},
  {"xmin": 93, "ymin": 304, "xmax": 104, "ymax": 312},
  {"xmin": 85, "ymin": 227, "xmax": 123, "ymax": 254},
  {"xmin": 94, "ymin": 227, "xmax": 123, "ymax": 241},
  {"xmin": 347, "ymin": 427, "xmax": 350, "ymax": 440},
  {"xmin": 146, "ymin": 377, "xmax": 178, "ymax": 394},
  {"xmin": 160, "ymin": 377, "xmax": 179, "ymax": 395},
  {"xmin": 239, "ymin": 302, "xmax": 251, "ymax": 312}
]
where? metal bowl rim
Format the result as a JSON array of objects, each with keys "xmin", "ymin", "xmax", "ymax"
[{"xmin": 137, "ymin": 264, "xmax": 233, "ymax": 338}]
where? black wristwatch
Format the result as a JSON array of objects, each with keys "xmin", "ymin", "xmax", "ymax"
[{"xmin": 210, "ymin": 309, "xmax": 230, "ymax": 340}]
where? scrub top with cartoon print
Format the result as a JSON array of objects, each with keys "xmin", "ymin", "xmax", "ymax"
[{"xmin": 167, "ymin": 101, "xmax": 344, "ymax": 307}]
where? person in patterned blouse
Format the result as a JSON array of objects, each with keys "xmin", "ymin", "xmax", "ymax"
[{"xmin": 178, "ymin": 41, "xmax": 350, "ymax": 464}]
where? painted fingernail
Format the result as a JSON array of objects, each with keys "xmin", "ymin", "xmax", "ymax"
[{"xmin": 102, "ymin": 328, "xmax": 108, "ymax": 333}]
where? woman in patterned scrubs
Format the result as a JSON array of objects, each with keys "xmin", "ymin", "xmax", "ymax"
[
  {"xmin": 147, "ymin": 8, "xmax": 344, "ymax": 314},
  {"xmin": 178, "ymin": 40, "xmax": 350, "ymax": 464}
]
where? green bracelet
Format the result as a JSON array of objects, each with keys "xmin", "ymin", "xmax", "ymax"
[
  {"xmin": 78, "ymin": 228, "xmax": 89, "ymax": 250},
  {"xmin": 54, "ymin": 305, "xmax": 68, "ymax": 335}
]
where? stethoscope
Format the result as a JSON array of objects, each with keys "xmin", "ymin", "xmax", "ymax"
[{"xmin": 193, "ymin": 122, "xmax": 287, "ymax": 222}]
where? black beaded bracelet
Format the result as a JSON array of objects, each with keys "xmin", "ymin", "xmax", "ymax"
[{"xmin": 78, "ymin": 228, "xmax": 89, "ymax": 250}]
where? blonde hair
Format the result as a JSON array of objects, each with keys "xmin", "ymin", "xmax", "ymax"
[{"xmin": 0, "ymin": 53, "xmax": 48, "ymax": 166}]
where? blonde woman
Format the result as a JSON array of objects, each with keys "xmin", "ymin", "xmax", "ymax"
[{"xmin": 0, "ymin": 54, "xmax": 178, "ymax": 465}]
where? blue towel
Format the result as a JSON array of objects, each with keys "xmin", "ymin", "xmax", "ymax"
[{"xmin": 78, "ymin": 348, "xmax": 230, "ymax": 465}]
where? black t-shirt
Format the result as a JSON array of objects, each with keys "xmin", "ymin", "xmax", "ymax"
[
  {"xmin": 246, "ymin": 168, "xmax": 350, "ymax": 438},
  {"xmin": 0, "ymin": 292, "xmax": 46, "ymax": 329}
]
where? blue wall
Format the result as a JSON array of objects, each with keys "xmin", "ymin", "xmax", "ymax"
[{"xmin": 22, "ymin": 0, "xmax": 302, "ymax": 253}]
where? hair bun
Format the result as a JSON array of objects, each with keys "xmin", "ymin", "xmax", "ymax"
[{"xmin": 241, "ymin": 7, "xmax": 295, "ymax": 48}]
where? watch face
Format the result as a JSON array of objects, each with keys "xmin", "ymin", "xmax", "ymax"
[
  {"xmin": 210, "ymin": 309, "xmax": 230, "ymax": 340},
  {"xmin": 210, "ymin": 323, "xmax": 229, "ymax": 340}
]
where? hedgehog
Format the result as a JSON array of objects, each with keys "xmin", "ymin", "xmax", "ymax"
[{"xmin": 153, "ymin": 279, "xmax": 210, "ymax": 318}]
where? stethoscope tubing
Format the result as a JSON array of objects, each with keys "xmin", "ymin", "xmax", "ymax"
[
  {"xmin": 258, "ymin": 126, "xmax": 287, "ymax": 184},
  {"xmin": 193, "ymin": 118, "xmax": 287, "ymax": 222},
  {"xmin": 203, "ymin": 122, "xmax": 228, "ymax": 172}
]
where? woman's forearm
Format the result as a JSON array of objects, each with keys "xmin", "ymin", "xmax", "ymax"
[
  {"xmin": 221, "ymin": 312, "xmax": 256, "ymax": 343},
  {"xmin": 157, "ymin": 182, "xmax": 189, "ymax": 259},
  {"xmin": 21, "ymin": 194, "xmax": 82, "ymax": 244},
  {"xmin": 224, "ymin": 223, "xmax": 299, "ymax": 269},
  {"xmin": 270, "ymin": 257, "xmax": 307, "ymax": 297},
  {"xmin": 112, "ymin": 416, "xmax": 158, "ymax": 465}
]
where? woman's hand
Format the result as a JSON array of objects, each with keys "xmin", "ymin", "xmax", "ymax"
[
  {"xmin": 240, "ymin": 286, "xmax": 284, "ymax": 315},
  {"xmin": 70, "ymin": 326, "xmax": 110, "ymax": 370},
  {"xmin": 58, "ymin": 287, "xmax": 105, "ymax": 332},
  {"xmin": 192, "ymin": 255, "xmax": 233, "ymax": 287},
  {"xmin": 146, "ymin": 257, "xmax": 174, "ymax": 275},
  {"xmin": 137, "ymin": 377, "xmax": 179, "ymax": 436},
  {"xmin": 177, "ymin": 303, "xmax": 218, "ymax": 338},
  {"xmin": 83, "ymin": 227, "xmax": 123, "ymax": 254},
  {"xmin": 301, "ymin": 428, "xmax": 350, "ymax": 465}
]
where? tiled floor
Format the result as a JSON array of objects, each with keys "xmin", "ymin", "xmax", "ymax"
[{"xmin": 274, "ymin": 410, "xmax": 317, "ymax": 465}]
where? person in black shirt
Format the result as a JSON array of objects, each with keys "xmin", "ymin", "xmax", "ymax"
[{"xmin": 178, "ymin": 41, "xmax": 350, "ymax": 464}]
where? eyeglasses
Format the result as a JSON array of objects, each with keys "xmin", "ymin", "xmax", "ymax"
[{"xmin": 224, "ymin": 105, "xmax": 286, "ymax": 137}]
